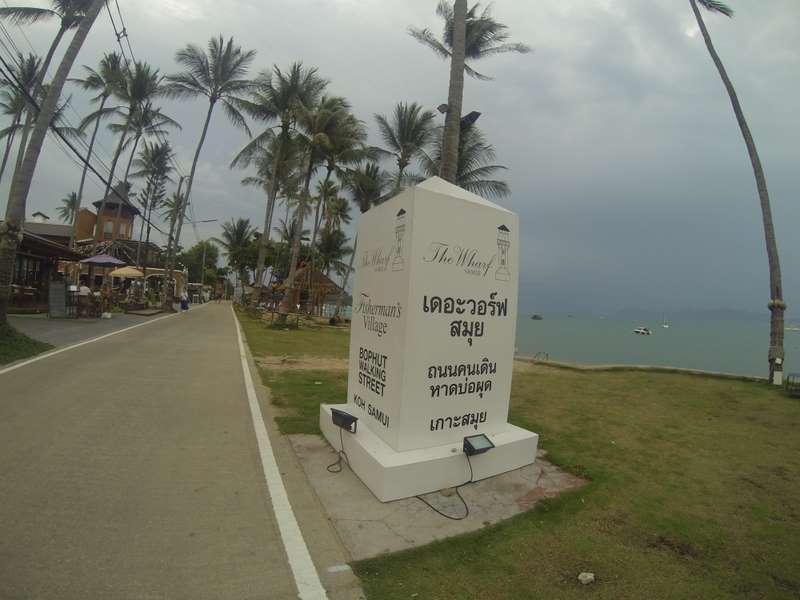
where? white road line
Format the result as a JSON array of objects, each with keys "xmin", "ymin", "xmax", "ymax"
[
  {"xmin": 1, "ymin": 311, "xmax": 179, "ymax": 376},
  {"xmin": 232, "ymin": 307, "xmax": 328, "ymax": 600}
]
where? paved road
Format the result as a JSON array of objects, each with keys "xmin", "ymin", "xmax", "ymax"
[{"xmin": 0, "ymin": 304, "xmax": 306, "ymax": 599}]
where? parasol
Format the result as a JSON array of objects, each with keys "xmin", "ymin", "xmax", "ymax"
[
  {"xmin": 79, "ymin": 254, "xmax": 125, "ymax": 267},
  {"xmin": 109, "ymin": 266, "xmax": 144, "ymax": 278}
]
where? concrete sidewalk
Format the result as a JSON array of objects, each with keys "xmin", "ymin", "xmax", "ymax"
[
  {"xmin": 0, "ymin": 303, "xmax": 360, "ymax": 599},
  {"xmin": 9, "ymin": 311, "xmax": 165, "ymax": 347}
]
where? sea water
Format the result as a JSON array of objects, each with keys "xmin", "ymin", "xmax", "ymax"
[{"xmin": 515, "ymin": 317, "xmax": 799, "ymax": 377}]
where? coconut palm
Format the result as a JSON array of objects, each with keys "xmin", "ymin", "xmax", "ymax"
[
  {"xmin": 409, "ymin": 1, "xmax": 529, "ymax": 182},
  {"xmin": 688, "ymin": 0, "xmax": 785, "ymax": 382},
  {"xmin": 162, "ymin": 35, "xmax": 256, "ymax": 305},
  {"xmin": 130, "ymin": 140, "xmax": 174, "ymax": 269},
  {"xmin": 57, "ymin": 190, "xmax": 78, "ymax": 223},
  {"xmin": 323, "ymin": 195, "xmax": 351, "ymax": 234},
  {"xmin": 331, "ymin": 162, "xmax": 390, "ymax": 320},
  {"xmin": 418, "ymin": 124, "xmax": 509, "ymax": 199},
  {"xmin": 0, "ymin": 0, "xmax": 104, "ymax": 327},
  {"xmin": 408, "ymin": 1, "xmax": 531, "ymax": 81},
  {"xmin": 374, "ymin": 101, "xmax": 436, "ymax": 191},
  {"xmin": 212, "ymin": 218, "xmax": 256, "ymax": 290},
  {"xmin": 315, "ymin": 228, "xmax": 352, "ymax": 277},
  {"xmin": 0, "ymin": 0, "xmax": 93, "ymax": 179},
  {"xmin": 68, "ymin": 51, "xmax": 124, "ymax": 246},
  {"xmin": 314, "ymin": 111, "xmax": 367, "ymax": 238},
  {"xmin": 0, "ymin": 53, "xmax": 41, "ymax": 184},
  {"xmin": 233, "ymin": 62, "xmax": 328, "ymax": 302},
  {"xmin": 104, "ymin": 102, "xmax": 179, "ymax": 237},
  {"xmin": 276, "ymin": 94, "xmax": 353, "ymax": 321},
  {"xmin": 116, "ymin": 102, "xmax": 180, "ymax": 185},
  {"xmin": 91, "ymin": 61, "xmax": 163, "ymax": 247}
]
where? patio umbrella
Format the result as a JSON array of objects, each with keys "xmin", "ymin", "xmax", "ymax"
[
  {"xmin": 109, "ymin": 266, "xmax": 144, "ymax": 278},
  {"xmin": 79, "ymin": 254, "xmax": 125, "ymax": 267}
]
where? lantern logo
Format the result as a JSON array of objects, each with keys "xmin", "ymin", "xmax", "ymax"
[
  {"xmin": 391, "ymin": 208, "xmax": 406, "ymax": 272},
  {"xmin": 495, "ymin": 225, "xmax": 511, "ymax": 281}
]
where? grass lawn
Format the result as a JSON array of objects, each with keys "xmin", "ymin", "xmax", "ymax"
[
  {"xmin": 237, "ymin": 314, "xmax": 800, "ymax": 599},
  {"xmin": 260, "ymin": 368, "xmax": 348, "ymax": 435},
  {"xmin": 237, "ymin": 309, "xmax": 349, "ymax": 359},
  {"xmin": 0, "ymin": 324, "xmax": 53, "ymax": 365},
  {"xmin": 356, "ymin": 365, "xmax": 800, "ymax": 599}
]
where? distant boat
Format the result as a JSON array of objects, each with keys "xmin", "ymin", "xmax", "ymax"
[
  {"xmin": 662, "ymin": 313, "xmax": 670, "ymax": 329},
  {"xmin": 634, "ymin": 326, "xmax": 652, "ymax": 336},
  {"xmin": 531, "ymin": 314, "xmax": 543, "ymax": 320},
  {"xmin": 786, "ymin": 325, "xmax": 800, "ymax": 332}
]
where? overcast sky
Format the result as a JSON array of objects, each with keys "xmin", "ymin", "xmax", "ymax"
[{"xmin": 1, "ymin": 0, "xmax": 797, "ymax": 314}]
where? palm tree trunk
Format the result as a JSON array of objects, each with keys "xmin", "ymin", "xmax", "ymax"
[
  {"xmin": 0, "ymin": 114, "xmax": 21, "ymax": 184},
  {"xmin": 93, "ymin": 122, "xmax": 129, "ymax": 247},
  {"xmin": 135, "ymin": 189, "xmax": 150, "ymax": 267},
  {"xmin": 70, "ymin": 94, "xmax": 108, "ymax": 248},
  {"xmin": 332, "ymin": 234, "xmax": 356, "ymax": 320},
  {"xmin": 165, "ymin": 99, "xmax": 215, "ymax": 308},
  {"xmin": 306, "ymin": 166, "xmax": 333, "ymax": 311},
  {"xmin": 252, "ymin": 125, "xmax": 289, "ymax": 305},
  {"xmin": 276, "ymin": 152, "xmax": 314, "ymax": 324},
  {"xmin": 0, "ymin": 0, "xmax": 104, "ymax": 327},
  {"xmin": 439, "ymin": 0, "xmax": 466, "ymax": 183},
  {"xmin": 395, "ymin": 163, "xmax": 406, "ymax": 193},
  {"xmin": 111, "ymin": 132, "xmax": 142, "ymax": 240},
  {"xmin": 690, "ymin": 0, "xmax": 786, "ymax": 383},
  {"xmin": 142, "ymin": 203, "xmax": 155, "ymax": 280}
]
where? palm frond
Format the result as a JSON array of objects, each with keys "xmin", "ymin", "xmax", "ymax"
[{"xmin": 697, "ymin": 0, "xmax": 734, "ymax": 17}]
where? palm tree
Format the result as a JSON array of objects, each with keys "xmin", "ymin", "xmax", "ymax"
[
  {"xmin": 374, "ymin": 101, "xmax": 436, "ymax": 191},
  {"xmin": 68, "ymin": 51, "xmax": 124, "ymax": 246},
  {"xmin": 106, "ymin": 101, "xmax": 179, "ymax": 238},
  {"xmin": 409, "ymin": 1, "xmax": 529, "ymax": 181},
  {"xmin": 233, "ymin": 62, "xmax": 327, "ymax": 302},
  {"xmin": 273, "ymin": 217, "xmax": 309, "ymax": 245},
  {"xmin": 130, "ymin": 140, "xmax": 173, "ymax": 269},
  {"xmin": 323, "ymin": 195, "xmax": 351, "ymax": 234},
  {"xmin": 213, "ymin": 218, "xmax": 256, "ymax": 291},
  {"xmin": 277, "ymin": 94, "xmax": 353, "ymax": 321},
  {"xmin": 315, "ymin": 228, "xmax": 352, "ymax": 277},
  {"xmin": 331, "ymin": 162, "xmax": 389, "ymax": 320},
  {"xmin": 91, "ymin": 61, "xmax": 163, "ymax": 247},
  {"xmin": 0, "ymin": 53, "xmax": 41, "ymax": 184},
  {"xmin": 162, "ymin": 35, "xmax": 255, "ymax": 306},
  {"xmin": 0, "ymin": 0, "xmax": 93, "ymax": 180},
  {"xmin": 688, "ymin": 0, "xmax": 785, "ymax": 382},
  {"xmin": 419, "ymin": 124, "xmax": 509, "ymax": 199},
  {"xmin": 57, "ymin": 190, "xmax": 78, "ymax": 223},
  {"xmin": 0, "ymin": 0, "xmax": 105, "ymax": 327}
]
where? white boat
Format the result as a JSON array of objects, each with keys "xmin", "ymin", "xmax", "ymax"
[
  {"xmin": 662, "ymin": 313, "xmax": 670, "ymax": 329},
  {"xmin": 786, "ymin": 326, "xmax": 800, "ymax": 332},
  {"xmin": 633, "ymin": 327, "xmax": 652, "ymax": 336}
]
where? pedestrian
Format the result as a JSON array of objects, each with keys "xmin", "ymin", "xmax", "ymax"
[{"xmin": 180, "ymin": 291, "xmax": 189, "ymax": 312}]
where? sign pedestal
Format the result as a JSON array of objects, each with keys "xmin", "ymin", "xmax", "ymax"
[{"xmin": 321, "ymin": 177, "xmax": 538, "ymax": 502}]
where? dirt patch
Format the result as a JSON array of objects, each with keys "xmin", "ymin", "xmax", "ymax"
[
  {"xmin": 257, "ymin": 356, "xmax": 349, "ymax": 371},
  {"xmin": 648, "ymin": 535, "xmax": 701, "ymax": 558}
]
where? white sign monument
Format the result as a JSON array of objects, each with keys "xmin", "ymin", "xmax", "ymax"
[{"xmin": 320, "ymin": 177, "xmax": 538, "ymax": 501}]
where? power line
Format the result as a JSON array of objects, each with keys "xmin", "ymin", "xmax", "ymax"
[
  {"xmin": 106, "ymin": 1, "xmax": 188, "ymax": 182},
  {"xmin": 0, "ymin": 35, "xmax": 119, "ymax": 178},
  {"xmin": 0, "ymin": 54, "xmax": 169, "ymax": 238}
]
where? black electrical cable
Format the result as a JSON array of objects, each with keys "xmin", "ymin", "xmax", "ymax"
[
  {"xmin": 326, "ymin": 426, "xmax": 351, "ymax": 473},
  {"xmin": 415, "ymin": 453, "xmax": 475, "ymax": 521},
  {"xmin": 0, "ymin": 56, "xmax": 169, "ymax": 238}
]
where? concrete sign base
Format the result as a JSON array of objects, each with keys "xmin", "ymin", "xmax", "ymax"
[
  {"xmin": 321, "ymin": 176, "xmax": 538, "ymax": 502},
  {"xmin": 321, "ymin": 405, "xmax": 538, "ymax": 502}
]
